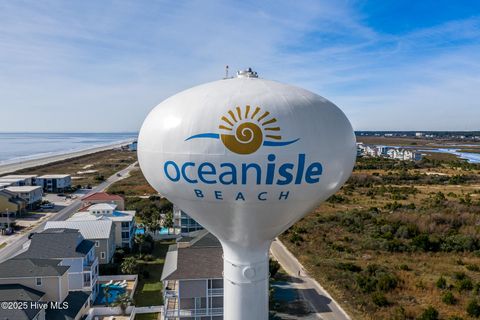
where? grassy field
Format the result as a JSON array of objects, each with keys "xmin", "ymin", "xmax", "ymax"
[
  {"xmin": 280, "ymin": 156, "xmax": 480, "ymax": 319},
  {"xmin": 133, "ymin": 240, "xmax": 174, "ymax": 307},
  {"xmin": 107, "ymin": 165, "xmax": 157, "ymax": 196},
  {"xmin": 134, "ymin": 313, "xmax": 159, "ymax": 320},
  {"xmin": 13, "ymin": 149, "xmax": 137, "ymax": 187}
]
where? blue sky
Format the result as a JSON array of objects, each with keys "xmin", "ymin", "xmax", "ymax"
[{"xmin": 1, "ymin": 0, "xmax": 479, "ymax": 132}]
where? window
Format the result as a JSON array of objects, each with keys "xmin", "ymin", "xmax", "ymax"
[
  {"xmin": 122, "ymin": 231, "xmax": 130, "ymax": 239},
  {"xmin": 35, "ymin": 277, "xmax": 42, "ymax": 286},
  {"xmin": 95, "ymin": 241, "xmax": 99, "ymax": 247},
  {"xmin": 100, "ymin": 252, "xmax": 105, "ymax": 259}
]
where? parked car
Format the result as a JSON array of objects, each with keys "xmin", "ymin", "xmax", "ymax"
[{"xmin": 40, "ymin": 203, "xmax": 55, "ymax": 209}]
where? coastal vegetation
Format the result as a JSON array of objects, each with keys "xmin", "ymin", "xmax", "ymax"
[
  {"xmin": 280, "ymin": 155, "xmax": 480, "ymax": 319},
  {"xmin": 12, "ymin": 149, "xmax": 136, "ymax": 187},
  {"xmin": 107, "ymin": 166, "xmax": 156, "ymax": 196}
]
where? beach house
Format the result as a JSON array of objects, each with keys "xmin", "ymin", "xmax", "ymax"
[
  {"xmin": 174, "ymin": 205, "xmax": 204, "ymax": 235},
  {"xmin": 36, "ymin": 174, "xmax": 72, "ymax": 193},
  {"xmin": 44, "ymin": 220, "xmax": 115, "ymax": 264},
  {"xmin": 162, "ymin": 231, "xmax": 224, "ymax": 319},
  {"xmin": 81, "ymin": 192, "xmax": 125, "ymax": 210},
  {"xmin": 0, "ymin": 189, "xmax": 26, "ymax": 214},
  {"xmin": 68, "ymin": 203, "xmax": 136, "ymax": 248},
  {"xmin": 0, "ymin": 174, "xmax": 37, "ymax": 186},
  {"xmin": 0, "ymin": 259, "xmax": 91, "ymax": 320},
  {"xmin": 16, "ymin": 228, "xmax": 99, "ymax": 301},
  {"xmin": 5, "ymin": 185, "xmax": 43, "ymax": 209}
]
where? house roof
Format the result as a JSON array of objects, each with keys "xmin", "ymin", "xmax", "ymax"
[
  {"xmin": 68, "ymin": 210, "xmax": 135, "ymax": 223},
  {"xmin": 0, "ymin": 258, "xmax": 69, "ymax": 278},
  {"xmin": 46, "ymin": 291, "xmax": 90, "ymax": 320},
  {"xmin": 0, "ymin": 284, "xmax": 45, "ymax": 301},
  {"xmin": 82, "ymin": 192, "xmax": 123, "ymax": 201},
  {"xmin": 6, "ymin": 186, "xmax": 42, "ymax": 193},
  {"xmin": 162, "ymin": 232, "xmax": 223, "ymax": 281},
  {"xmin": 0, "ymin": 175, "xmax": 37, "ymax": 179},
  {"xmin": 0, "ymin": 178, "xmax": 24, "ymax": 183},
  {"xmin": 88, "ymin": 203, "xmax": 117, "ymax": 211},
  {"xmin": 0, "ymin": 284, "xmax": 44, "ymax": 320},
  {"xmin": 45, "ymin": 220, "xmax": 113, "ymax": 239},
  {"xmin": 16, "ymin": 229, "xmax": 94, "ymax": 260},
  {"xmin": 37, "ymin": 174, "xmax": 70, "ymax": 179}
]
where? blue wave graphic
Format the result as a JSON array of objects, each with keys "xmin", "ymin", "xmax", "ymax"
[
  {"xmin": 185, "ymin": 133, "xmax": 220, "ymax": 141},
  {"xmin": 263, "ymin": 138, "xmax": 300, "ymax": 146},
  {"xmin": 185, "ymin": 133, "xmax": 299, "ymax": 147}
]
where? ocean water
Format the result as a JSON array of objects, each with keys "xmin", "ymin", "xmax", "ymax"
[
  {"xmin": 0, "ymin": 132, "xmax": 138, "ymax": 165},
  {"xmin": 425, "ymin": 148, "xmax": 480, "ymax": 163}
]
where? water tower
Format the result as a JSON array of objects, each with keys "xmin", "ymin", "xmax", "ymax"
[{"xmin": 138, "ymin": 68, "xmax": 356, "ymax": 320}]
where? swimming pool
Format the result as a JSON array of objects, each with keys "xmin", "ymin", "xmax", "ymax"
[
  {"xmin": 135, "ymin": 227, "xmax": 170, "ymax": 235},
  {"xmin": 95, "ymin": 284, "xmax": 126, "ymax": 305}
]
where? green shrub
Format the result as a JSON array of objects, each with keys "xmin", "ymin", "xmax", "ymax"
[
  {"xmin": 457, "ymin": 278, "xmax": 473, "ymax": 291},
  {"xmin": 441, "ymin": 291, "xmax": 456, "ymax": 305},
  {"xmin": 335, "ymin": 262, "xmax": 362, "ymax": 273},
  {"xmin": 467, "ymin": 299, "xmax": 480, "ymax": 317},
  {"xmin": 377, "ymin": 273, "xmax": 399, "ymax": 292},
  {"xmin": 371, "ymin": 292, "xmax": 389, "ymax": 307},
  {"xmin": 417, "ymin": 306, "xmax": 439, "ymax": 320},
  {"xmin": 398, "ymin": 264, "xmax": 410, "ymax": 271},
  {"xmin": 436, "ymin": 276, "xmax": 447, "ymax": 289},
  {"xmin": 447, "ymin": 317, "xmax": 463, "ymax": 320},
  {"xmin": 453, "ymin": 271, "xmax": 467, "ymax": 280},
  {"xmin": 355, "ymin": 274, "xmax": 377, "ymax": 293},
  {"xmin": 269, "ymin": 259, "xmax": 281, "ymax": 279},
  {"xmin": 467, "ymin": 264, "xmax": 480, "ymax": 272}
]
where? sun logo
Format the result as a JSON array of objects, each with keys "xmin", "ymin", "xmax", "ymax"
[
  {"xmin": 185, "ymin": 105, "xmax": 299, "ymax": 155},
  {"xmin": 219, "ymin": 106, "xmax": 281, "ymax": 154}
]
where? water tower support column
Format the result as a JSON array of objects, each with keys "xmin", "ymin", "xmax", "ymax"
[{"xmin": 222, "ymin": 241, "xmax": 271, "ymax": 320}]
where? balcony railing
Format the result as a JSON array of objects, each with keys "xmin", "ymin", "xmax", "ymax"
[
  {"xmin": 164, "ymin": 307, "xmax": 223, "ymax": 318},
  {"xmin": 164, "ymin": 290, "xmax": 178, "ymax": 298},
  {"xmin": 208, "ymin": 288, "xmax": 224, "ymax": 296}
]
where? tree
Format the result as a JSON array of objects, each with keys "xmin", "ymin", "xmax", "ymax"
[
  {"xmin": 163, "ymin": 212, "xmax": 174, "ymax": 234},
  {"xmin": 121, "ymin": 256, "xmax": 138, "ymax": 274},
  {"xmin": 103, "ymin": 285, "xmax": 111, "ymax": 307},
  {"xmin": 112, "ymin": 293, "xmax": 133, "ymax": 315},
  {"xmin": 146, "ymin": 219, "xmax": 160, "ymax": 235},
  {"xmin": 134, "ymin": 234, "xmax": 146, "ymax": 255},
  {"xmin": 269, "ymin": 259, "xmax": 280, "ymax": 279}
]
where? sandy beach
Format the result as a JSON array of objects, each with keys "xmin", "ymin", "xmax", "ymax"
[{"xmin": 0, "ymin": 140, "xmax": 134, "ymax": 176}]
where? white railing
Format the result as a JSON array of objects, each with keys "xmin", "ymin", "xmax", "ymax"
[
  {"xmin": 164, "ymin": 307, "xmax": 223, "ymax": 317},
  {"xmin": 208, "ymin": 288, "xmax": 223, "ymax": 296}
]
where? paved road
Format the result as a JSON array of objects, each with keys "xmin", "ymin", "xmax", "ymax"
[
  {"xmin": 270, "ymin": 238, "xmax": 351, "ymax": 320},
  {"xmin": 0, "ymin": 162, "xmax": 138, "ymax": 263}
]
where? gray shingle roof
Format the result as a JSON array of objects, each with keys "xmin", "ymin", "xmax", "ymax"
[
  {"xmin": 45, "ymin": 220, "xmax": 113, "ymax": 239},
  {"xmin": 16, "ymin": 229, "xmax": 94, "ymax": 260},
  {"xmin": 0, "ymin": 284, "xmax": 45, "ymax": 320},
  {"xmin": 0, "ymin": 284, "xmax": 45, "ymax": 319},
  {"xmin": 0, "ymin": 258, "xmax": 69, "ymax": 278},
  {"xmin": 162, "ymin": 232, "xmax": 223, "ymax": 280},
  {"xmin": 0, "ymin": 284, "xmax": 45, "ymax": 302},
  {"xmin": 46, "ymin": 291, "xmax": 90, "ymax": 320}
]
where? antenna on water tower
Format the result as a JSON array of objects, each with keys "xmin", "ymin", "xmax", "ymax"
[{"xmin": 224, "ymin": 65, "xmax": 229, "ymax": 79}]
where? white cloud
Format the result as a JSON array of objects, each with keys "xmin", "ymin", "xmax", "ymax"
[{"xmin": 0, "ymin": 1, "xmax": 479, "ymax": 131}]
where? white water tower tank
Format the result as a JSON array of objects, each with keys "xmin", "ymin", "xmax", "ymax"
[{"xmin": 138, "ymin": 69, "xmax": 356, "ymax": 320}]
